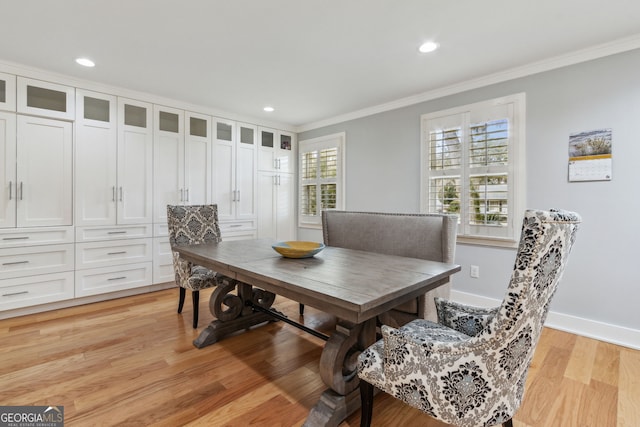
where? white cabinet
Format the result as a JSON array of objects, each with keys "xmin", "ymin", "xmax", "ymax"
[
  {"xmin": 153, "ymin": 107, "xmax": 212, "ymax": 225},
  {"xmin": 16, "ymin": 115, "xmax": 73, "ymax": 227},
  {"xmin": 0, "ymin": 72, "xmax": 16, "ymax": 111},
  {"xmin": 0, "ymin": 111, "xmax": 16, "ymax": 229},
  {"xmin": 74, "ymin": 94, "xmax": 153, "ymax": 296},
  {"xmin": 258, "ymin": 127, "xmax": 296, "ymax": 173},
  {"xmin": 152, "ymin": 107, "xmax": 212, "ymax": 284},
  {"xmin": 257, "ymin": 128, "xmax": 296, "ymax": 241},
  {"xmin": 0, "ymin": 227, "xmax": 74, "ymax": 310},
  {"xmin": 75, "ymin": 89, "xmax": 118, "ymax": 226},
  {"xmin": 257, "ymin": 171, "xmax": 296, "ymax": 241},
  {"xmin": 117, "ymin": 98, "xmax": 153, "ymax": 225},
  {"xmin": 212, "ymin": 119, "xmax": 257, "ymax": 239},
  {"xmin": 17, "ymin": 77, "xmax": 75, "ymax": 120}
]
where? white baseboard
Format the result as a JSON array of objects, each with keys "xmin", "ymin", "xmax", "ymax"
[{"xmin": 451, "ymin": 290, "xmax": 640, "ymax": 350}]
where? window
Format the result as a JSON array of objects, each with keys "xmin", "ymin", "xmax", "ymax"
[
  {"xmin": 421, "ymin": 94, "xmax": 525, "ymax": 246},
  {"xmin": 298, "ymin": 132, "xmax": 345, "ymax": 228}
]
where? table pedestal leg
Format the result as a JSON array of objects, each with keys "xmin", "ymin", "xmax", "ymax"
[
  {"xmin": 193, "ymin": 277, "xmax": 277, "ymax": 349},
  {"xmin": 304, "ymin": 318, "xmax": 376, "ymax": 427}
]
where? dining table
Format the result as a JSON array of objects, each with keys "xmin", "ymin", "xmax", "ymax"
[{"xmin": 173, "ymin": 238, "xmax": 461, "ymax": 427}]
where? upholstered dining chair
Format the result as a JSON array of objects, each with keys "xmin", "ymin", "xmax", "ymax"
[
  {"xmin": 167, "ymin": 204, "xmax": 222, "ymax": 328},
  {"xmin": 320, "ymin": 210, "xmax": 458, "ymax": 327},
  {"xmin": 357, "ymin": 209, "xmax": 581, "ymax": 427}
]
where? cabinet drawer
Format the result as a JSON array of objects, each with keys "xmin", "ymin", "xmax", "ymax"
[
  {"xmin": 75, "ymin": 238, "xmax": 152, "ymax": 269},
  {"xmin": 0, "ymin": 244, "xmax": 74, "ymax": 280},
  {"xmin": 153, "ymin": 237, "xmax": 174, "ymax": 284},
  {"xmin": 0, "ymin": 227, "xmax": 74, "ymax": 248},
  {"xmin": 220, "ymin": 220, "xmax": 256, "ymax": 233},
  {"xmin": 75, "ymin": 262, "xmax": 152, "ymax": 297},
  {"xmin": 0, "ymin": 272, "xmax": 74, "ymax": 311},
  {"xmin": 75, "ymin": 225, "xmax": 152, "ymax": 242}
]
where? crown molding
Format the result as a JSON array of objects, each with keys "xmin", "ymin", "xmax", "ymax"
[{"xmin": 296, "ymin": 33, "xmax": 640, "ymax": 133}]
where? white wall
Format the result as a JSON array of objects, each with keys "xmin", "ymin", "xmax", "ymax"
[{"xmin": 298, "ymin": 48, "xmax": 640, "ymax": 349}]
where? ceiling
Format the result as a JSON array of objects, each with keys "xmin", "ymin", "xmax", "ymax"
[{"xmin": 2, "ymin": 0, "xmax": 640, "ymax": 129}]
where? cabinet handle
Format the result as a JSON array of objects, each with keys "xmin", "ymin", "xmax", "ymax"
[
  {"xmin": 232, "ymin": 190, "xmax": 236, "ymax": 202},
  {"xmin": 107, "ymin": 231, "xmax": 127, "ymax": 235},
  {"xmin": 2, "ymin": 291, "xmax": 29, "ymax": 297},
  {"xmin": 119, "ymin": 187, "xmax": 123, "ymax": 202},
  {"xmin": 185, "ymin": 189, "xmax": 189, "ymax": 202},
  {"xmin": 3, "ymin": 260, "xmax": 29, "ymax": 266},
  {"xmin": 3, "ymin": 236, "xmax": 29, "ymax": 241},
  {"xmin": 179, "ymin": 188, "xmax": 183, "ymax": 202},
  {"xmin": 107, "ymin": 251, "xmax": 127, "ymax": 255},
  {"xmin": 19, "ymin": 182, "xmax": 23, "ymax": 200},
  {"xmin": 236, "ymin": 190, "xmax": 240, "ymax": 201},
  {"xmin": 8, "ymin": 181, "xmax": 12, "ymax": 200},
  {"xmin": 112, "ymin": 186, "xmax": 116, "ymax": 202},
  {"xmin": 108, "ymin": 276, "xmax": 127, "ymax": 281},
  {"xmin": 229, "ymin": 224, "xmax": 242, "ymax": 228}
]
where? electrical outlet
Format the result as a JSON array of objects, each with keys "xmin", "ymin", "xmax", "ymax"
[{"xmin": 470, "ymin": 265, "xmax": 480, "ymax": 278}]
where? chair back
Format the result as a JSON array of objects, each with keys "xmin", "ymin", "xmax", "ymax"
[
  {"xmin": 167, "ymin": 204, "xmax": 222, "ymax": 247},
  {"xmin": 467, "ymin": 209, "xmax": 581, "ymax": 418},
  {"xmin": 322, "ymin": 210, "xmax": 457, "ymax": 263}
]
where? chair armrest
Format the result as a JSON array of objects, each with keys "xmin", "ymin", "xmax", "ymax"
[{"xmin": 434, "ymin": 297, "xmax": 499, "ymax": 337}]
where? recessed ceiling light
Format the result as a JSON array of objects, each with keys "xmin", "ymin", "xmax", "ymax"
[
  {"xmin": 418, "ymin": 42, "xmax": 439, "ymax": 53},
  {"xmin": 75, "ymin": 58, "xmax": 95, "ymax": 67},
  {"xmin": 263, "ymin": 106, "xmax": 275, "ymax": 112}
]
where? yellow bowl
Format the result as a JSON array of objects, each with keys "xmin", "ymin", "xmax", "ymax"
[{"xmin": 272, "ymin": 241, "xmax": 325, "ymax": 258}]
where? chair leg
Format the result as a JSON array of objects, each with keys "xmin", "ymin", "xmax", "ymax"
[
  {"xmin": 177, "ymin": 287, "xmax": 186, "ymax": 313},
  {"xmin": 359, "ymin": 380, "xmax": 374, "ymax": 427},
  {"xmin": 192, "ymin": 291, "xmax": 199, "ymax": 329},
  {"xmin": 503, "ymin": 419, "xmax": 513, "ymax": 427},
  {"xmin": 299, "ymin": 303, "xmax": 305, "ymax": 315}
]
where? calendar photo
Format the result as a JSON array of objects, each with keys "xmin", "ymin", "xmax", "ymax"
[{"xmin": 568, "ymin": 128, "xmax": 612, "ymax": 182}]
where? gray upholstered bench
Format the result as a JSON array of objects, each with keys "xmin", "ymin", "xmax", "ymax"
[{"xmin": 322, "ymin": 210, "xmax": 458, "ymax": 326}]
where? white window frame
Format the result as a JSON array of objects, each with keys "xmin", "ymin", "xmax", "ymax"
[
  {"xmin": 420, "ymin": 93, "xmax": 526, "ymax": 247},
  {"xmin": 298, "ymin": 132, "xmax": 346, "ymax": 229}
]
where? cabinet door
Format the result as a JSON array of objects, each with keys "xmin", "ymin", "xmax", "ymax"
[
  {"xmin": 153, "ymin": 105, "xmax": 184, "ymax": 224},
  {"xmin": 257, "ymin": 171, "xmax": 276, "ymax": 239},
  {"xmin": 212, "ymin": 118, "xmax": 236, "ymax": 222},
  {"xmin": 0, "ymin": 111, "xmax": 16, "ymax": 228},
  {"xmin": 275, "ymin": 173, "xmax": 296, "ymax": 241},
  {"xmin": 277, "ymin": 131, "xmax": 296, "ymax": 173},
  {"xmin": 184, "ymin": 112, "xmax": 211, "ymax": 205},
  {"xmin": 117, "ymin": 98, "xmax": 153, "ymax": 225},
  {"xmin": 75, "ymin": 90, "xmax": 117, "ymax": 226},
  {"xmin": 0, "ymin": 72, "xmax": 16, "ymax": 112},
  {"xmin": 16, "ymin": 116, "xmax": 73, "ymax": 227},
  {"xmin": 235, "ymin": 123, "xmax": 257, "ymax": 220},
  {"xmin": 17, "ymin": 77, "xmax": 75, "ymax": 120},
  {"xmin": 258, "ymin": 127, "xmax": 277, "ymax": 171}
]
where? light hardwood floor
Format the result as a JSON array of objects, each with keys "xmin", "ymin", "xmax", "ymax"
[{"xmin": 1, "ymin": 288, "xmax": 638, "ymax": 426}]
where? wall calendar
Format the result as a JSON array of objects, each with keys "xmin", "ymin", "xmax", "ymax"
[{"xmin": 568, "ymin": 128, "xmax": 612, "ymax": 182}]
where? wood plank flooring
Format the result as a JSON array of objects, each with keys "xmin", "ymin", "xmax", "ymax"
[{"xmin": 0, "ymin": 287, "xmax": 638, "ymax": 426}]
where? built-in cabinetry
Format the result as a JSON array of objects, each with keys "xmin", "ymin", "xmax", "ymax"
[
  {"xmin": 152, "ymin": 106, "xmax": 213, "ymax": 284},
  {"xmin": 212, "ymin": 119, "xmax": 258, "ymax": 240},
  {"xmin": 1, "ymin": 78, "xmax": 75, "ymax": 311},
  {"xmin": 0, "ymin": 67, "xmax": 296, "ymax": 318},
  {"xmin": 74, "ymin": 91, "xmax": 153, "ymax": 297},
  {"xmin": 257, "ymin": 128, "xmax": 296, "ymax": 241}
]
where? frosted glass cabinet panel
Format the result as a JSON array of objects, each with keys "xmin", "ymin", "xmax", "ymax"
[
  {"xmin": 0, "ymin": 72, "xmax": 16, "ymax": 111},
  {"xmin": 17, "ymin": 77, "xmax": 75, "ymax": 120}
]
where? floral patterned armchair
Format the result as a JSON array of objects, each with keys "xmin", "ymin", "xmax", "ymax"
[
  {"xmin": 357, "ymin": 209, "xmax": 581, "ymax": 427},
  {"xmin": 167, "ymin": 204, "xmax": 223, "ymax": 328}
]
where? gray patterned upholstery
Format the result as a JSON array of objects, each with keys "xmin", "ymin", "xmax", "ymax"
[
  {"xmin": 322, "ymin": 210, "xmax": 458, "ymax": 326},
  {"xmin": 167, "ymin": 205, "xmax": 223, "ymax": 328},
  {"xmin": 357, "ymin": 209, "xmax": 581, "ymax": 427}
]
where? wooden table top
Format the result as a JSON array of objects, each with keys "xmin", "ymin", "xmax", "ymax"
[{"xmin": 174, "ymin": 239, "xmax": 461, "ymax": 324}]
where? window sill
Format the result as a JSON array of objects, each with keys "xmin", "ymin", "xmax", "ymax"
[{"xmin": 457, "ymin": 235, "xmax": 518, "ymax": 249}]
